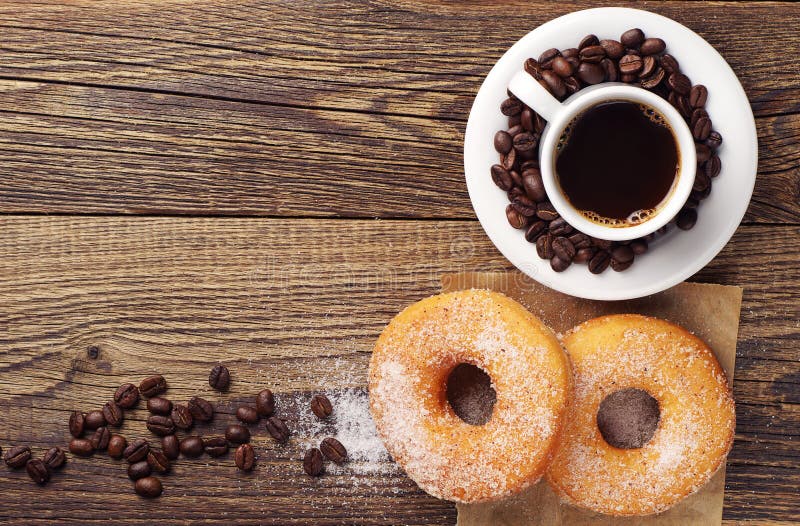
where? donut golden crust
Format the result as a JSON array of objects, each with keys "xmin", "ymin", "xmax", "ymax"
[
  {"xmin": 547, "ymin": 314, "xmax": 735, "ymax": 516},
  {"xmin": 369, "ymin": 290, "xmax": 571, "ymax": 503}
]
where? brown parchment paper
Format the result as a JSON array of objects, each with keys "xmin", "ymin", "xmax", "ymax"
[{"xmin": 441, "ymin": 272, "xmax": 742, "ymax": 526}]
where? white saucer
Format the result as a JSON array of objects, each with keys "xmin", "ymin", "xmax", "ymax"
[{"xmin": 463, "ymin": 7, "xmax": 757, "ymax": 301}]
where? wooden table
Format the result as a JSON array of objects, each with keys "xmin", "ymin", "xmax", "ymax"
[{"xmin": 0, "ymin": 1, "xmax": 797, "ymax": 524}]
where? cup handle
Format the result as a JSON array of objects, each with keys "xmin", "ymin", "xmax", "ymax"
[{"xmin": 508, "ymin": 71, "xmax": 564, "ymax": 122}]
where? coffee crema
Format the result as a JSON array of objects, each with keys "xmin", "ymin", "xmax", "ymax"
[{"xmin": 554, "ymin": 100, "xmax": 679, "ymax": 227}]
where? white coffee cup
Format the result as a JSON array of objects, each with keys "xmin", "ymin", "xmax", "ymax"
[{"xmin": 508, "ymin": 71, "xmax": 696, "ymax": 241}]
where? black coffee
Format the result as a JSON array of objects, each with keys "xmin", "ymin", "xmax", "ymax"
[{"xmin": 555, "ymin": 100, "xmax": 679, "ymax": 225}]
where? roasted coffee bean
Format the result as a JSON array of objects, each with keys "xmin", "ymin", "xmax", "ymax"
[
  {"xmin": 253, "ymin": 389, "xmax": 275, "ymax": 418},
  {"xmin": 525, "ymin": 221, "xmax": 548, "ymax": 243},
  {"xmin": 236, "ymin": 406, "xmax": 260, "ymax": 425},
  {"xmin": 638, "ymin": 55, "xmax": 656, "ymax": 78},
  {"xmin": 507, "ymin": 124, "xmax": 524, "ymax": 137},
  {"xmin": 508, "ymin": 113, "xmax": 521, "ymax": 127},
  {"xmin": 568, "ymin": 232, "xmax": 591, "ymax": 249},
  {"xmin": 234, "ymin": 444, "xmax": 256, "ymax": 472},
  {"xmin": 303, "ymin": 448, "xmax": 324, "ymax": 477},
  {"xmin": 671, "ymin": 93, "xmax": 691, "ymax": 119},
  {"xmin": 524, "ymin": 58, "xmax": 542, "ymax": 79},
  {"xmin": 696, "ymin": 143, "xmax": 712, "ymax": 163},
  {"xmin": 69, "ymin": 438, "xmax": 94, "ymax": 457},
  {"xmin": 320, "ymin": 437, "xmax": 347, "ymax": 464},
  {"xmin": 91, "ymin": 427, "xmax": 111, "ymax": 450},
  {"xmin": 124, "ymin": 438, "xmax": 149, "ymax": 463},
  {"xmin": 135, "ymin": 476, "xmax": 163, "ymax": 498},
  {"xmin": 171, "ymin": 405, "xmax": 193, "ymax": 431},
  {"xmin": 500, "ymin": 97, "xmax": 523, "ymax": 116},
  {"xmin": 564, "ymin": 75, "xmax": 581, "ymax": 95},
  {"xmin": 667, "ymin": 73, "xmax": 691, "ymax": 95},
  {"xmin": 552, "ymin": 237, "xmax": 576, "ymax": 261},
  {"xmin": 574, "ymin": 247, "xmax": 596, "ymax": 263},
  {"xmin": 5, "ymin": 445, "xmax": 32, "ymax": 468},
  {"xmin": 705, "ymin": 155, "xmax": 722, "ymax": 178},
  {"xmin": 691, "ymin": 179, "xmax": 712, "ymax": 201},
  {"xmin": 225, "ymin": 424, "xmax": 251, "ymax": 444},
  {"xmin": 588, "ymin": 251, "xmax": 611, "ymax": 274},
  {"xmin": 536, "ymin": 233, "xmax": 554, "ymax": 260},
  {"xmin": 599, "ymin": 39, "xmax": 625, "ymax": 59},
  {"xmin": 139, "ymin": 375, "xmax": 167, "ymax": 398},
  {"xmin": 610, "ymin": 258, "xmax": 633, "ymax": 272},
  {"xmin": 620, "ymin": 73, "xmax": 637, "ymax": 83},
  {"xmin": 601, "ymin": 58, "xmax": 618, "ymax": 82},
  {"xmin": 578, "ymin": 34, "xmax": 600, "ymax": 50},
  {"xmin": 640, "ymin": 67, "xmax": 665, "ymax": 89},
  {"xmin": 26, "ymin": 459, "xmax": 50, "ymax": 485},
  {"xmin": 512, "ymin": 132, "xmax": 538, "ymax": 153},
  {"xmin": 551, "ymin": 56, "xmax": 574, "ymax": 78},
  {"xmin": 69, "ymin": 411, "xmax": 85, "ymax": 438},
  {"xmin": 577, "ymin": 62, "xmax": 605, "ymax": 85},
  {"xmin": 684, "ymin": 196, "xmax": 700, "ymax": 209},
  {"xmin": 538, "ymin": 48, "xmax": 560, "ymax": 69},
  {"xmin": 639, "ymin": 37, "xmax": 666, "ymax": 55},
  {"xmin": 187, "ymin": 396, "xmax": 214, "ymax": 422},
  {"xmin": 265, "ymin": 417, "xmax": 290, "ymax": 443},
  {"xmin": 691, "ymin": 108, "xmax": 709, "ymax": 127},
  {"xmin": 491, "ymin": 164, "xmax": 513, "ymax": 191},
  {"xmin": 630, "ymin": 239, "xmax": 649, "ymax": 255},
  {"xmin": 535, "ymin": 202, "xmax": 559, "ymax": 221},
  {"xmin": 579, "ymin": 45, "xmax": 605, "ymax": 64},
  {"xmin": 676, "ymin": 208, "xmax": 698, "ymax": 230},
  {"xmin": 310, "ymin": 394, "xmax": 333, "ymax": 419},
  {"xmin": 108, "ymin": 434, "xmax": 127, "ymax": 459},
  {"xmin": 507, "ymin": 186, "xmax": 525, "ymax": 202},
  {"xmin": 518, "ymin": 108, "xmax": 533, "ymax": 132},
  {"xmin": 84, "ymin": 410, "xmax": 106, "ymax": 430},
  {"xmin": 689, "ymin": 84, "xmax": 708, "ymax": 108},
  {"xmin": 620, "ymin": 28, "xmax": 645, "ymax": 49},
  {"xmin": 538, "ymin": 70, "xmax": 565, "ymax": 99},
  {"xmin": 203, "ymin": 437, "xmax": 229, "ymax": 457},
  {"xmin": 103, "ymin": 401, "xmax": 124, "ymax": 427},
  {"xmin": 618, "ymin": 54, "xmax": 643, "ymax": 75},
  {"xmin": 147, "ymin": 450, "xmax": 170, "ymax": 474},
  {"xmin": 506, "ymin": 205, "xmax": 527, "ymax": 229},
  {"xmin": 208, "ymin": 364, "xmax": 231, "ymax": 391},
  {"xmin": 706, "ymin": 131, "xmax": 723, "ymax": 150},
  {"xmin": 562, "ymin": 47, "xmax": 579, "ymax": 59},
  {"xmin": 43, "ymin": 447, "xmax": 66, "ymax": 469},
  {"xmin": 493, "ymin": 130, "xmax": 513, "ymax": 154},
  {"xmin": 511, "ymin": 195, "xmax": 537, "ymax": 217},
  {"xmin": 147, "ymin": 415, "xmax": 175, "ymax": 436},
  {"xmin": 128, "ymin": 460, "xmax": 152, "ymax": 481},
  {"xmin": 114, "ymin": 383, "xmax": 140, "ymax": 409},
  {"xmin": 522, "ymin": 169, "xmax": 546, "ymax": 202},
  {"xmin": 660, "ymin": 54, "xmax": 679, "ymax": 74},
  {"xmin": 161, "ymin": 435, "xmax": 180, "ymax": 460},
  {"xmin": 147, "ymin": 397, "xmax": 172, "ymax": 415},
  {"xmin": 693, "ymin": 116, "xmax": 712, "ymax": 141},
  {"xmin": 592, "ymin": 237, "xmax": 613, "ymax": 250},
  {"xmin": 693, "ymin": 171, "xmax": 711, "ymax": 193},
  {"xmin": 550, "ymin": 255, "xmax": 571, "ymax": 272},
  {"xmin": 611, "ymin": 245, "xmax": 635, "ymax": 264},
  {"xmin": 549, "ymin": 217, "xmax": 573, "ymax": 236},
  {"xmin": 179, "ymin": 436, "xmax": 204, "ymax": 458}
]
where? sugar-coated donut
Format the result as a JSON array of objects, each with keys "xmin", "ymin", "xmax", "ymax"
[
  {"xmin": 547, "ymin": 314, "xmax": 735, "ymax": 516},
  {"xmin": 369, "ymin": 290, "xmax": 571, "ymax": 503}
]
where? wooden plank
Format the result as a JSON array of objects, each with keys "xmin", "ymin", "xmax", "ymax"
[
  {"xmin": 0, "ymin": 80, "xmax": 796, "ymax": 221},
  {"xmin": 0, "ymin": 217, "xmax": 797, "ymax": 523}
]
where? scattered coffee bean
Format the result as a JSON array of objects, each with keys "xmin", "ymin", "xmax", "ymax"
[
  {"xmin": 179, "ymin": 436, "xmax": 204, "ymax": 458},
  {"xmin": 538, "ymin": 48, "xmax": 560, "ymax": 69},
  {"xmin": 588, "ymin": 250, "xmax": 611, "ymax": 274},
  {"xmin": 691, "ymin": 107, "xmax": 709, "ymax": 127},
  {"xmin": 705, "ymin": 155, "xmax": 722, "ymax": 178},
  {"xmin": 108, "ymin": 434, "xmax": 127, "ymax": 459},
  {"xmin": 320, "ymin": 437, "xmax": 347, "ymax": 464},
  {"xmin": 500, "ymin": 148, "xmax": 516, "ymax": 171},
  {"xmin": 638, "ymin": 55, "xmax": 656, "ymax": 78},
  {"xmin": 696, "ymin": 142, "xmax": 712, "ymax": 163},
  {"xmin": 611, "ymin": 258, "xmax": 634, "ymax": 272},
  {"xmin": 551, "ymin": 237, "xmax": 576, "ymax": 262},
  {"xmin": 187, "ymin": 396, "xmax": 214, "ymax": 422},
  {"xmin": 128, "ymin": 460, "xmax": 152, "ymax": 481},
  {"xmin": 577, "ymin": 62, "xmax": 604, "ymax": 85},
  {"xmin": 535, "ymin": 202, "xmax": 559, "ymax": 221},
  {"xmin": 139, "ymin": 375, "xmax": 167, "ymax": 398},
  {"xmin": 660, "ymin": 53, "xmax": 679, "ymax": 73},
  {"xmin": 524, "ymin": 58, "xmax": 542, "ymax": 79},
  {"xmin": 500, "ymin": 97, "xmax": 523, "ymax": 116},
  {"xmin": 536, "ymin": 233, "xmax": 554, "ymax": 260},
  {"xmin": 303, "ymin": 448, "xmax": 324, "ymax": 477},
  {"xmin": 26, "ymin": 459, "xmax": 50, "ymax": 485},
  {"xmin": 171, "ymin": 405, "xmax": 193, "ymax": 431},
  {"xmin": 601, "ymin": 58, "xmax": 618, "ymax": 82},
  {"xmin": 147, "ymin": 397, "xmax": 173, "ymax": 415},
  {"xmin": 549, "ymin": 217, "xmax": 572, "ymax": 237},
  {"xmin": 310, "ymin": 394, "xmax": 333, "ymax": 419},
  {"xmin": 265, "ymin": 417, "xmax": 290, "ymax": 443},
  {"xmin": 225, "ymin": 424, "xmax": 251, "ymax": 444},
  {"xmin": 689, "ymin": 84, "xmax": 708, "ymax": 108},
  {"xmin": 540, "ymin": 70, "xmax": 566, "ymax": 98},
  {"xmin": 511, "ymin": 194, "xmax": 537, "ymax": 217},
  {"xmin": 574, "ymin": 247, "xmax": 596, "ymax": 263},
  {"xmin": 618, "ymin": 54, "xmax": 643, "ymax": 75},
  {"xmin": 234, "ymin": 444, "xmax": 256, "ymax": 472},
  {"xmin": 620, "ymin": 28, "xmax": 645, "ymax": 48},
  {"xmin": 68, "ymin": 411, "xmax": 85, "ymax": 438},
  {"xmin": 568, "ymin": 232, "xmax": 591, "ymax": 249},
  {"xmin": 706, "ymin": 131, "xmax": 723, "ymax": 150},
  {"xmin": 69, "ymin": 438, "xmax": 94, "ymax": 457},
  {"xmin": 639, "ymin": 37, "xmax": 666, "ymax": 55},
  {"xmin": 114, "ymin": 383, "xmax": 140, "ymax": 409},
  {"xmin": 520, "ymin": 108, "xmax": 535, "ymax": 132},
  {"xmin": 611, "ymin": 245, "xmax": 635, "ymax": 264},
  {"xmin": 491, "ymin": 164, "xmax": 513, "ymax": 191},
  {"xmin": 236, "ymin": 406, "xmax": 260, "ymax": 425},
  {"xmin": 525, "ymin": 221, "xmax": 547, "ymax": 242},
  {"xmin": 5, "ymin": 445, "xmax": 32, "ymax": 468},
  {"xmin": 255, "ymin": 389, "xmax": 276, "ymax": 417},
  {"xmin": 135, "ymin": 476, "xmax": 163, "ymax": 498},
  {"xmin": 676, "ymin": 208, "xmax": 698, "ymax": 230},
  {"xmin": 693, "ymin": 116, "xmax": 711, "ymax": 141},
  {"xmin": 102, "ymin": 401, "xmax": 124, "ymax": 427},
  {"xmin": 43, "ymin": 447, "xmax": 66, "ymax": 470},
  {"xmin": 123, "ymin": 438, "xmax": 150, "ymax": 463},
  {"xmin": 161, "ymin": 435, "xmax": 180, "ymax": 460},
  {"xmin": 147, "ymin": 450, "xmax": 170, "ymax": 474},
  {"xmin": 579, "ymin": 45, "xmax": 605, "ymax": 64},
  {"xmin": 506, "ymin": 205, "xmax": 526, "ymax": 229},
  {"xmin": 84, "ymin": 410, "xmax": 106, "ymax": 430},
  {"xmin": 693, "ymin": 171, "xmax": 711, "ymax": 193},
  {"xmin": 667, "ymin": 72, "xmax": 691, "ymax": 95},
  {"xmin": 493, "ymin": 130, "xmax": 512, "ymax": 154},
  {"xmin": 90, "ymin": 427, "xmax": 111, "ymax": 451},
  {"xmin": 147, "ymin": 415, "xmax": 175, "ymax": 436},
  {"xmin": 522, "ymin": 169, "xmax": 546, "ymax": 202},
  {"xmin": 550, "ymin": 255, "xmax": 571, "ymax": 272},
  {"xmin": 599, "ymin": 39, "xmax": 625, "ymax": 59},
  {"xmin": 578, "ymin": 34, "xmax": 599, "ymax": 50},
  {"xmin": 551, "ymin": 56, "xmax": 574, "ymax": 78},
  {"xmin": 203, "ymin": 437, "xmax": 229, "ymax": 457},
  {"xmin": 512, "ymin": 131, "xmax": 539, "ymax": 154},
  {"xmin": 630, "ymin": 239, "xmax": 649, "ymax": 255},
  {"xmin": 640, "ymin": 67, "xmax": 665, "ymax": 89}
]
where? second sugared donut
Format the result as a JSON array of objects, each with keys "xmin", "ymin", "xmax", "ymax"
[
  {"xmin": 547, "ymin": 314, "xmax": 735, "ymax": 516},
  {"xmin": 369, "ymin": 290, "xmax": 571, "ymax": 503}
]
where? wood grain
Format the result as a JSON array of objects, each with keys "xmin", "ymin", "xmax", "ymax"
[
  {"xmin": 0, "ymin": 217, "xmax": 797, "ymax": 524},
  {"xmin": 0, "ymin": 0, "xmax": 797, "ymax": 220}
]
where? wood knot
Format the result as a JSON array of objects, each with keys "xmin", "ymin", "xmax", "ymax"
[{"xmin": 87, "ymin": 346, "xmax": 101, "ymax": 360}]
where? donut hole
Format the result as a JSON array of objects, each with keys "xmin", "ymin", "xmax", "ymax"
[
  {"xmin": 596, "ymin": 388, "xmax": 660, "ymax": 449},
  {"xmin": 445, "ymin": 363, "xmax": 497, "ymax": 425}
]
